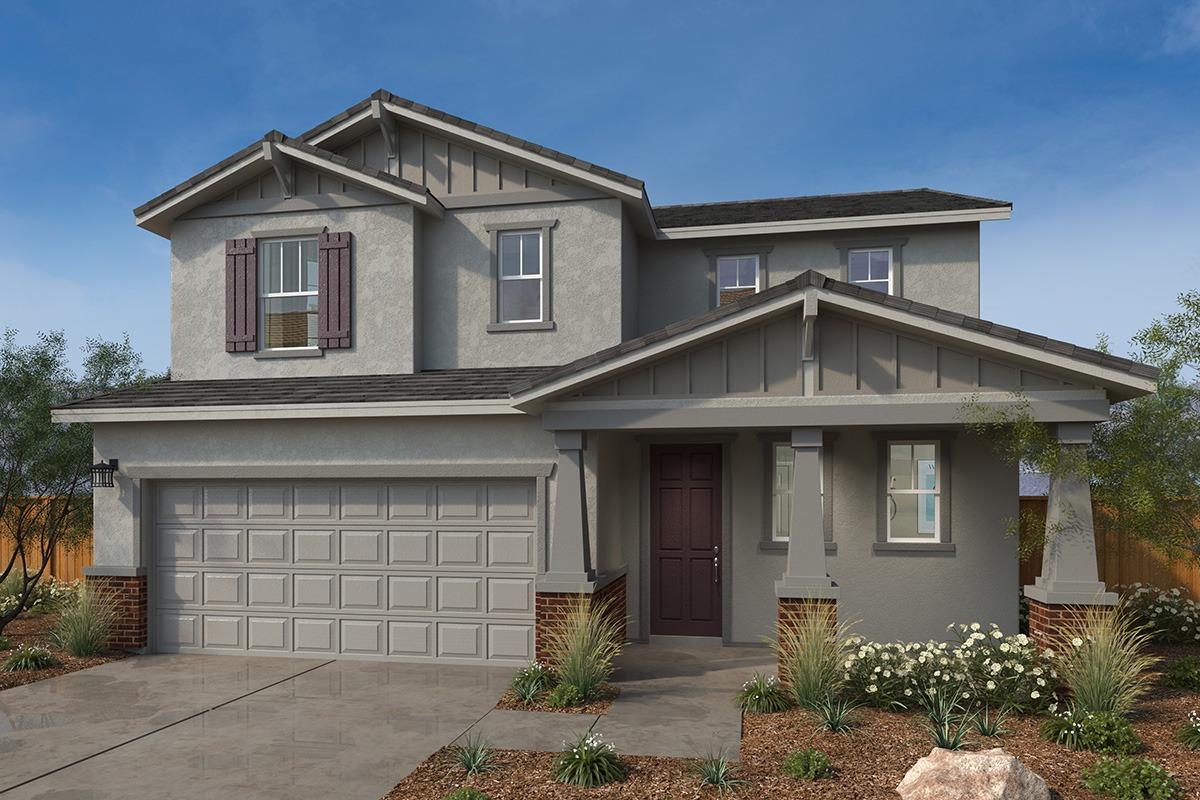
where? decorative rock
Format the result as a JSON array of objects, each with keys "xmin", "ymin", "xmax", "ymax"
[{"xmin": 896, "ymin": 747, "xmax": 1050, "ymax": 800}]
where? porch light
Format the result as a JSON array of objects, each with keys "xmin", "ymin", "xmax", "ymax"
[{"xmin": 90, "ymin": 459, "xmax": 118, "ymax": 488}]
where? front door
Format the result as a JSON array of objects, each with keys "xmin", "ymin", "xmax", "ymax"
[{"xmin": 650, "ymin": 444, "xmax": 723, "ymax": 636}]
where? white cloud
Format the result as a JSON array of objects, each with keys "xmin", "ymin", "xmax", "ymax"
[{"xmin": 1164, "ymin": 0, "xmax": 1200, "ymax": 52}]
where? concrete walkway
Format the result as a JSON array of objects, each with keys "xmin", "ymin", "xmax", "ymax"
[
  {"xmin": 0, "ymin": 655, "xmax": 514, "ymax": 799},
  {"xmin": 459, "ymin": 639, "xmax": 774, "ymax": 759}
]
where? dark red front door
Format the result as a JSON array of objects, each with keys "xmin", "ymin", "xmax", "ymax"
[{"xmin": 650, "ymin": 444, "xmax": 723, "ymax": 637}]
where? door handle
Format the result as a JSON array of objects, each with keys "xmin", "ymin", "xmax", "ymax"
[{"xmin": 713, "ymin": 555, "xmax": 720, "ymax": 584}]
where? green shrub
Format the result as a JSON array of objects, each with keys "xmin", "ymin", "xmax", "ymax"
[
  {"xmin": 1041, "ymin": 708, "xmax": 1141, "ymax": 754},
  {"xmin": 1056, "ymin": 602, "xmax": 1157, "ymax": 716},
  {"xmin": 770, "ymin": 602, "xmax": 854, "ymax": 709},
  {"xmin": 449, "ymin": 735, "xmax": 496, "ymax": 776},
  {"xmin": 1082, "ymin": 757, "xmax": 1180, "ymax": 800},
  {"xmin": 510, "ymin": 661, "xmax": 556, "ymax": 704},
  {"xmin": 917, "ymin": 682, "xmax": 967, "ymax": 727},
  {"xmin": 1, "ymin": 644, "xmax": 58, "ymax": 672},
  {"xmin": 1121, "ymin": 584, "xmax": 1200, "ymax": 645},
  {"xmin": 1159, "ymin": 657, "xmax": 1200, "ymax": 692},
  {"xmin": 551, "ymin": 730, "xmax": 624, "ymax": 787},
  {"xmin": 542, "ymin": 596, "xmax": 625, "ymax": 702},
  {"xmin": 926, "ymin": 715, "xmax": 972, "ymax": 750},
  {"xmin": 0, "ymin": 634, "xmax": 11, "ymax": 650},
  {"xmin": 693, "ymin": 750, "xmax": 744, "ymax": 793},
  {"xmin": 0, "ymin": 574, "xmax": 81, "ymax": 617},
  {"xmin": 52, "ymin": 585, "xmax": 118, "ymax": 657},
  {"xmin": 547, "ymin": 682, "xmax": 586, "ymax": 709},
  {"xmin": 1177, "ymin": 710, "xmax": 1200, "ymax": 750},
  {"xmin": 812, "ymin": 695, "xmax": 858, "ymax": 734},
  {"xmin": 735, "ymin": 672, "xmax": 792, "ymax": 713},
  {"xmin": 781, "ymin": 748, "xmax": 835, "ymax": 780},
  {"xmin": 442, "ymin": 789, "xmax": 490, "ymax": 800},
  {"xmin": 972, "ymin": 704, "xmax": 1009, "ymax": 737}
]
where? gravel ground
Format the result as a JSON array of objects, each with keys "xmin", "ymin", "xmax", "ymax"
[
  {"xmin": 0, "ymin": 611, "xmax": 127, "ymax": 691},
  {"xmin": 388, "ymin": 650, "xmax": 1200, "ymax": 800}
]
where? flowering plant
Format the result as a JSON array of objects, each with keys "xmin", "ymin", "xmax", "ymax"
[
  {"xmin": 0, "ymin": 575, "xmax": 82, "ymax": 617},
  {"xmin": 1121, "ymin": 583, "xmax": 1200, "ymax": 644}
]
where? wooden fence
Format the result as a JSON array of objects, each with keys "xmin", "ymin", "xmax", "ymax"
[
  {"xmin": 0, "ymin": 538, "xmax": 92, "ymax": 582},
  {"xmin": 1018, "ymin": 497, "xmax": 1200, "ymax": 601}
]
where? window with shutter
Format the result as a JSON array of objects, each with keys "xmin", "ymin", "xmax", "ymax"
[
  {"xmin": 317, "ymin": 231, "xmax": 352, "ymax": 349},
  {"xmin": 225, "ymin": 238, "xmax": 257, "ymax": 352}
]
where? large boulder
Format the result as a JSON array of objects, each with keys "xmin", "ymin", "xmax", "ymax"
[{"xmin": 896, "ymin": 747, "xmax": 1050, "ymax": 800}]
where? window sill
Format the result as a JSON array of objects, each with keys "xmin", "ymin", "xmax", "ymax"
[
  {"xmin": 253, "ymin": 348, "xmax": 324, "ymax": 360},
  {"xmin": 872, "ymin": 542, "xmax": 955, "ymax": 554},
  {"xmin": 487, "ymin": 321, "xmax": 556, "ymax": 333},
  {"xmin": 759, "ymin": 541, "xmax": 837, "ymax": 555}
]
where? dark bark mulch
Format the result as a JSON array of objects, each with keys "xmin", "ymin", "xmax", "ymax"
[
  {"xmin": 494, "ymin": 684, "xmax": 620, "ymax": 715},
  {"xmin": 0, "ymin": 611, "xmax": 128, "ymax": 691}
]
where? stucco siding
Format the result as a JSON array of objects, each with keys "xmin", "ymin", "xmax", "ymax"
[
  {"xmin": 420, "ymin": 198, "xmax": 626, "ymax": 369},
  {"xmin": 170, "ymin": 204, "xmax": 417, "ymax": 380},
  {"xmin": 636, "ymin": 223, "xmax": 981, "ymax": 334}
]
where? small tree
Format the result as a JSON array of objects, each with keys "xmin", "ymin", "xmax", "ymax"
[
  {"xmin": 0, "ymin": 330, "xmax": 155, "ymax": 634},
  {"xmin": 961, "ymin": 291, "xmax": 1200, "ymax": 558}
]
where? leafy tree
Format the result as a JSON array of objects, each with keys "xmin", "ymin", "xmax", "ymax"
[
  {"xmin": 961, "ymin": 291, "xmax": 1200, "ymax": 557},
  {"xmin": 0, "ymin": 330, "xmax": 155, "ymax": 634}
]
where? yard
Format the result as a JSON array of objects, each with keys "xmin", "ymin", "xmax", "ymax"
[{"xmin": 0, "ymin": 609, "xmax": 127, "ymax": 691}]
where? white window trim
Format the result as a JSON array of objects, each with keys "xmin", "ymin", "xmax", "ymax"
[
  {"xmin": 498, "ymin": 229, "xmax": 544, "ymax": 324},
  {"xmin": 259, "ymin": 236, "xmax": 319, "ymax": 352},
  {"xmin": 848, "ymin": 247, "xmax": 893, "ymax": 295},
  {"xmin": 715, "ymin": 254, "xmax": 760, "ymax": 304},
  {"xmin": 770, "ymin": 441, "xmax": 824, "ymax": 542},
  {"xmin": 885, "ymin": 440, "xmax": 940, "ymax": 543}
]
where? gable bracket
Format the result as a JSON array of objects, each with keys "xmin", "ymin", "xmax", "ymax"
[
  {"xmin": 801, "ymin": 290, "xmax": 819, "ymax": 361},
  {"xmin": 262, "ymin": 141, "xmax": 295, "ymax": 198},
  {"xmin": 371, "ymin": 99, "xmax": 399, "ymax": 162}
]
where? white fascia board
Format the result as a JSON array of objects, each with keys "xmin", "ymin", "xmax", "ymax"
[
  {"xmin": 51, "ymin": 399, "xmax": 524, "ymax": 424},
  {"xmin": 135, "ymin": 151, "xmax": 264, "ymax": 231},
  {"xmin": 379, "ymin": 100, "xmax": 645, "ymax": 201},
  {"xmin": 305, "ymin": 107, "xmax": 374, "ymax": 148},
  {"xmin": 655, "ymin": 206, "xmax": 1012, "ymax": 240},
  {"xmin": 274, "ymin": 143, "xmax": 441, "ymax": 216},
  {"xmin": 512, "ymin": 289, "xmax": 812, "ymax": 407},
  {"xmin": 819, "ymin": 291, "xmax": 1158, "ymax": 396}
]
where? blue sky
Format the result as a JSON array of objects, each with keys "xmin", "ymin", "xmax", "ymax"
[{"xmin": 1, "ymin": 0, "xmax": 1198, "ymax": 371}]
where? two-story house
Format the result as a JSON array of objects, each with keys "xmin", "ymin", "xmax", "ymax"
[{"xmin": 55, "ymin": 90, "xmax": 1157, "ymax": 665}]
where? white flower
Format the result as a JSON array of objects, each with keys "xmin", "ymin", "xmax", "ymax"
[
  {"xmin": 1030, "ymin": 690, "xmax": 1040, "ymax": 699},
  {"xmin": 1071, "ymin": 637, "xmax": 1083, "ymax": 647}
]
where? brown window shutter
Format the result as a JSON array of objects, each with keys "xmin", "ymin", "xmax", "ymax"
[
  {"xmin": 318, "ymin": 231, "xmax": 352, "ymax": 349},
  {"xmin": 225, "ymin": 238, "xmax": 257, "ymax": 352}
]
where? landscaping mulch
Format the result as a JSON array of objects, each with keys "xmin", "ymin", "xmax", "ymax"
[
  {"xmin": 390, "ymin": 651, "xmax": 1200, "ymax": 800},
  {"xmin": 494, "ymin": 684, "xmax": 620, "ymax": 715},
  {"xmin": 0, "ymin": 611, "xmax": 127, "ymax": 691}
]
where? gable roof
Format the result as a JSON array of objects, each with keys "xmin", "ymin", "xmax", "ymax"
[
  {"xmin": 653, "ymin": 188, "xmax": 1011, "ymax": 229},
  {"xmin": 508, "ymin": 270, "xmax": 1158, "ymax": 402}
]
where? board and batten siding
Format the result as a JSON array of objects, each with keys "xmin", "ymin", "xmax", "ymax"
[{"xmin": 568, "ymin": 311, "xmax": 1080, "ymax": 400}]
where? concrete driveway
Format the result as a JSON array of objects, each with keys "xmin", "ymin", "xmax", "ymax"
[{"xmin": 0, "ymin": 655, "xmax": 513, "ymax": 799}]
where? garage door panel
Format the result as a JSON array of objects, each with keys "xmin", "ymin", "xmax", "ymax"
[
  {"xmin": 294, "ymin": 529, "xmax": 337, "ymax": 564},
  {"xmin": 155, "ymin": 479, "xmax": 535, "ymax": 663},
  {"xmin": 339, "ymin": 529, "xmax": 384, "ymax": 564},
  {"xmin": 202, "ymin": 572, "xmax": 243, "ymax": 605},
  {"xmin": 203, "ymin": 529, "xmax": 242, "ymax": 563}
]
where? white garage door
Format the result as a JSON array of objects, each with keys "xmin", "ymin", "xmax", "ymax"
[{"xmin": 152, "ymin": 480, "xmax": 538, "ymax": 663}]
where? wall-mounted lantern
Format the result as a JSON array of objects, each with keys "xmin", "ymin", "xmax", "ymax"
[{"xmin": 90, "ymin": 459, "xmax": 118, "ymax": 488}]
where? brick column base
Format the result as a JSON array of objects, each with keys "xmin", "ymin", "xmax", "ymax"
[
  {"xmin": 535, "ymin": 574, "xmax": 627, "ymax": 664},
  {"xmin": 87, "ymin": 574, "xmax": 147, "ymax": 651},
  {"xmin": 776, "ymin": 596, "xmax": 838, "ymax": 684},
  {"xmin": 1026, "ymin": 598, "xmax": 1109, "ymax": 651}
]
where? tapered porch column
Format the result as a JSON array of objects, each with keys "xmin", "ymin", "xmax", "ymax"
[
  {"xmin": 775, "ymin": 427, "xmax": 838, "ymax": 599},
  {"xmin": 1024, "ymin": 422, "xmax": 1116, "ymax": 645}
]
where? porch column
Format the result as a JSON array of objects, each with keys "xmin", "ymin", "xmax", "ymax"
[
  {"xmin": 775, "ymin": 427, "xmax": 838, "ymax": 599},
  {"xmin": 541, "ymin": 430, "xmax": 596, "ymax": 588},
  {"xmin": 1023, "ymin": 422, "xmax": 1116, "ymax": 645}
]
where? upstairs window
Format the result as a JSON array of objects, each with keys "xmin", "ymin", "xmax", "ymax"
[
  {"xmin": 886, "ymin": 441, "xmax": 940, "ymax": 542},
  {"xmin": 260, "ymin": 238, "xmax": 319, "ymax": 350},
  {"xmin": 716, "ymin": 255, "xmax": 759, "ymax": 305},
  {"xmin": 848, "ymin": 248, "xmax": 892, "ymax": 294},
  {"xmin": 498, "ymin": 230, "xmax": 544, "ymax": 323}
]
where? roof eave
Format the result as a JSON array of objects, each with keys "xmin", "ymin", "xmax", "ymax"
[{"xmin": 655, "ymin": 206, "xmax": 1012, "ymax": 240}]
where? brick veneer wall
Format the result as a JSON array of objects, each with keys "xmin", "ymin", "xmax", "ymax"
[
  {"xmin": 776, "ymin": 596, "xmax": 838, "ymax": 684},
  {"xmin": 87, "ymin": 574, "xmax": 147, "ymax": 651},
  {"xmin": 534, "ymin": 574, "xmax": 627, "ymax": 664},
  {"xmin": 1026, "ymin": 598, "xmax": 1108, "ymax": 651}
]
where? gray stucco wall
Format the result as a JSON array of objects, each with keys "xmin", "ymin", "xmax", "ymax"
[
  {"xmin": 636, "ymin": 222, "xmax": 981, "ymax": 334},
  {"xmin": 420, "ymin": 198, "xmax": 625, "ymax": 369},
  {"xmin": 170, "ymin": 204, "xmax": 418, "ymax": 380},
  {"xmin": 598, "ymin": 426, "xmax": 1016, "ymax": 644}
]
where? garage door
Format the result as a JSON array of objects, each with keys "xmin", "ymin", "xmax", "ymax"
[{"xmin": 152, "ymin": 480, "xmax": 537, "ymax": 663}]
